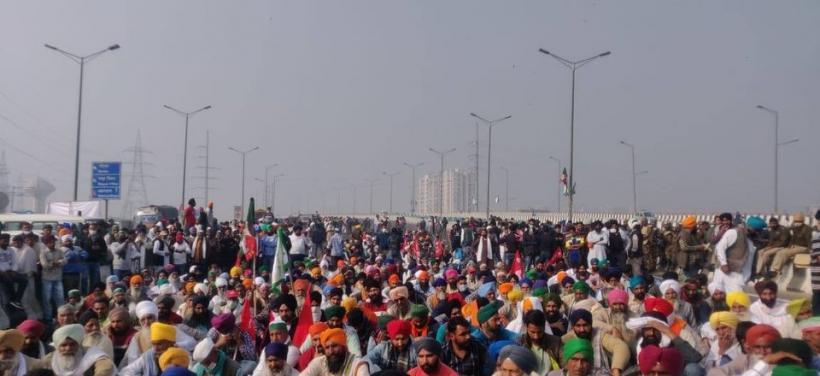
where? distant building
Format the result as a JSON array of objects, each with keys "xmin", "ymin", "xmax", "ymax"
[{"xmin": 416, "ymin": 168, "xmax": 476, "ymax": 215}]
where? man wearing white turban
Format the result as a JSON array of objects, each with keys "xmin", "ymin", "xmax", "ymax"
[
  {"xmin": 659, "ymin": 279, "xmax": 696, "ymax": 327},
  {"xmin": 44, "ymin": 324, "xmax": 115, "ymax": 376},
  {"xmin": 121, "ymin": 301, "xmax": 196, "ymax": 369}
]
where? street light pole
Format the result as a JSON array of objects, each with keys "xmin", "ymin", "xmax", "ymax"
[
  {"xmin": 548, "ymin": 156, "xmax": 562, "ymax": 213},
  {"xmin": 44, "ymin": 43, "xmax": 120, "ymax": 201},
  {"xmin": 428, "ymin": 147, "xmax": 456, "ymax": 221},
  {"xmin": 619, "ymin": 141, "xmax": 638, "ymax": 213},
  {"xmin": 470, "ymin": 113, "xmax": 512, "ymax": 219},
  {"xmin": 539, "ymin": 48, "xmax": 611, "ymax": 222},
  {"xmin": 271, "ymin": 174, "xmax": 284, "ymax": 218},
  {"xmin": 228, "ymin": 146, "xmax": 259, "ymax": 218},
  {"xmin": 500, "ymin": 166, "xmax": 510, "ymax": 212},
  {"xmin": 264, "ymin": 164, "xmax": 279, "ymax": 208},
  {"xmin": 164, "ymin": 104, "xmax": 212, "ymax": 209},
  {"xmin": 382, "ymin": 171, "xmax": 400, "ymax": 214},
  {"xmin": 403, "ymin": 162, "xmax": 424, "ymax": 214},
  {"xmin": 756, "ymin": 105, "xmax": 799, "ymax": 213},
  {"xmin": 364, "ymin": 178, "xmax": 378, "ymax": 214}
]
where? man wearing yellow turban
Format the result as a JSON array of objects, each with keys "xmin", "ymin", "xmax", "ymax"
[
  {"xmin": 45, "ymin": 324, "xmax": 116, "ymax": 376},
  {"xmin": 703, "ymin": 312, "xmax": 742, "ymax": 368},
  {"xmin": 726, "ymin": 291, "xmax": 751, "ymax": 321},
  {"xmin": 0, "ymin": 329, "xmax": 46, "ymax": 375},
  {"xmin": 121, "ymin": 322, "xmax": 177, "ymax": 375}
]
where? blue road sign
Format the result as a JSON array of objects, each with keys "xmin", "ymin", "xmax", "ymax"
[{"xmin": 92, "ymin": 161, "xmax": 121, "ymax": 199}]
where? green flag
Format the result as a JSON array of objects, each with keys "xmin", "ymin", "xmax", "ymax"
[{"xmin": 271, "ymin": 226, "xmax": 290, "ymax": 292}]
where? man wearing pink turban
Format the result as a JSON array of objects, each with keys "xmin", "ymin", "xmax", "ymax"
[
  {"xmin": 603, "ymin": 289, "xmax": 637, "ymax": 349},
  {"xmin": 639, "ymin": 345, "xmax": 683, "ymax": 376}
]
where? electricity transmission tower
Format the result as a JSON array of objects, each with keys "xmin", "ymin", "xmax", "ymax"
[{"xmin": 122, "ymin": 131, "xmax": 152, "ymax": 218}]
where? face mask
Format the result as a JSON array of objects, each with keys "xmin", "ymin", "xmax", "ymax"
[{"xmin": 458, "ymin": 285, "xmax": 468, "ymax": 292}]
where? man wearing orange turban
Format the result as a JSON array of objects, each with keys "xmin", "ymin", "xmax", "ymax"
[
  {"xmin": 297, "ymin": 323, "xmax": 330, "ymax": 371},
  {"xmin": 678, "ymin": 215, "xmax": 708, "ymax": 276},
  {"xmin": 302, "ymin": 328, "xmax": 370, "ymax": 375}
]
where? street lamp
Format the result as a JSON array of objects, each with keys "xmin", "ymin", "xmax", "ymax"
[
  {"xmin": 164, "ymin": 104, "xmax": 212, "ymax": 209},
  {"xmin": 499, "ymin": 166, "xmax": 510, "ymax": 212},
  {"xmin": 264, "ymin": 164, "xmax": 279, "ymax": 208},
  {"xmin": 618, "ymin": 140, "xmax": 640, "ymax": 213},
  {"xmin": 44, "ymin": 43, "xmax": 120, "ymax": 201},
  {"xmin": 382, "ymin": 171, "xmax": 400, "ymax": 214},
  {"xmin": 470, "ymin": 113, "xmax": 511, "ymax": 219},
  {"xmin": 403, "ymin": 161, "xmax": 424, "ymax": 214},
  {"xmin": 428, "ymin": 147, "xmax": 456, "ymax": 226},
  {"xmin": 271, "ymin": 174, "xmax": 285, "ymax": 218},
  {"xmin": 228, "ymin": 146, "xmax": 259, "ymax": 218},
  {"xmin": 539, "ymin": 48, "xmax": 610, "ymax": 222},
  {"xmin": 548, "ymin": 156, "xmax": 562, "ymax": 213},
  {"xmin": 756, "ymin": 105, "xmax": 799, "ymax": 213}
]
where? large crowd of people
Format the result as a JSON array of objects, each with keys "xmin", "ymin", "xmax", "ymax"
[{"xmin": 0, "ymin": 200, "xmax": 817, "ymax": 376}]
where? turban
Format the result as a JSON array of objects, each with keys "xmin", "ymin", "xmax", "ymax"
[
  {"xmin": 192, "ymin": 338, "xmax": 214, "ymax": 363},
  {"xmin": 532, "ymin": 280, "xmax": 547, "ymax": 290},
  {"xmin": 754, "ymin": 280, "xmax": 778, "ymax": 295},
  {"xmin": 192, "ymin": 295, "xmax": 210, "ymax": 308},
  {"xmin": 320, "ymin": 328, "xmax": 346, "ymax": 347},
  {"xmin": 377, "ymin": 315, "xmax": 396, "ymax": 330},
  {"xmin": 629, "ymin": 276, "xmax": 646, "ymax": 289},
  {"xmin": 308, "ymin": 323, "xmax": 329, "ymax": 336},
  {"xmin": 241, "ymin": 279, "xmax": 253, "ymax": 289},
  {"xmin": 293, "ymin": 279, "xmax": 309, "ymax": 291},
  {"xmin": 16, "ymin": 319, "xmax": 45, "ymax": 338},
  {"xmin": 150, "ymin": 322, "xmax": 177, "ymax": 343},
  {"xmin": 798, "ymin": 316, "xmax": 820, "ymax": 334},
  {"xmin": 106, "ymin": 275, "xmax": 119, "ymax": 284},
  {"xmin": 388, "ymin": 274, "xmax": 400, "ymax": 285},
  {"xmin": 498, "ymin": 283, "xmax": 514, "ymax": 295},
  {"xmin": 709, "ymin": 311, "xmax": 739, "ymax": 329},
  {"xmin": 543, "ymin": 293, "xmax": 562, "ymax": 306},
  {"xmin": 78, "ymin": 310, "xmax": 99, "ymax": 326},
  {"xmin": 160, "ymin": 367, "xmax": 195, "ymax": 376},
  {"xmin": 569, "ymin": 309, "xmax": 593, "ymax": 325},
  {"xmin": 136, "ymin": 301, "xmax": 159, "ymax": 319},
  {"xmin": 268, "ymin": 321, "xmax": 287, "ymax": 333},
  {"xmin": 572, "ymin": 281, "xmax": 591, "ymax": 294},
  {"xmin": 158, "ymin": 296, "xmax": 176, "ymax": 309},
  {"xmin": 772, "ymin": 365, "xmax": 816, "ymax": 376},
  {"xmin": 324, "ymin": 306, "xmax": 346, "ymax": 319},
  {"xmin": 478, "ymin": 302, "xmax": 500, "ymax": 325},
  {"xmin": 0, "ymin": 330, "xmax": 24, "ymax": 352},
  {"xmin": 531, "ymin": 288, "xmax": 547, "ymax": 298},
  {"xmin": 563, "ymin": 338, "xmax": 594, "ymax": 363},
  {"xmin": 341, "ymin": 297, "xmax": 357, "ymax": 313},
  {"xmin": 499, "ymin": 345, "xmax": 538, "ymax": 375},
  {"xmin": 229, "ymin": 266, "xmax": 242, "ymax": 278},
  {"xmin": 519, "ymin": 278, "xmax": 532, "ymax": 287},
  {"xmin": 413, "ymin": 337, "xmax": 441, "ymax": 354},
  {"xmin": 746, "ymin": 216, "xmax": 766, "ymax": 231},
  {"xmin": 786, "ymin": 299, "xmax": 810, "ymax": 319},
  {"xmin": 211, "ymin": 313, "xmax": 236, "ymax": 333},
  {"xmin": 561, "ymin": 277, "xmax": 575, "ymax": 287},
  {"xmin": 603, "ymin": 268, "xmax": 622, "ymax": 280},
  {"xmin": 273, "ymin": 294, "xmax": 297, "ymax": 312},
  {"xmin": 607, "ymin": 289, "xmax": 629, "ymax": 305},
  {"xmin": 410, "ymin": 304, "xmax": 429, "ymax": 319},
  {"xmin": 477, "ymin": 282, "xmax": 496, "ymax": 298},
  {"xmin": 445, "ymin": 268, "xmax": 458, "ymax": 279},
  {"xmin": 193, "ymin": 283, "xmax": 208, "ymax": 295},
  {"xmin": 387, "ymin": 320, "xmax": 411, "ymax": 339},
  {"xmin": 389, "ymin": 286, "xmax": 409, "ymax": 301},
  {"xmin": 53, "ymin": 324, "xmax": 84, "ymax": 346},
  {"xmin": 638, "ymin": 345, "xmax": 683, "ymax": 376},
  {"xmin": 659, "ymin": 279, "xmax": 681, "ymax": 295},
  {"xmin": 771, "ymin": 338, "xmax": 813, "ymax": 368},
  {"xmin": 507, "ymin": 289, "xmax": 524, "ymax": 303},
  {"xmin": 644, "ymin": 297, "xmax": 674, "ymax": 318},
  {"xmin": 726, "ymin": 291, "xmax": 751, "ymax": 308},
  {"xmin": 746, "ymin": 324, "xmax": 781, "ymax": 345},
  {"xmin": 158, "ymin": 347, "xmax": 190, "ymax": 371},
  {"xmin": 432, "ymin": 278, "xmax": 446, "ymax": 288},
  {"xmin": 265, "ymin": 342, "xmax": 288, "ymax": 359},
  {"xmin": 330, "ymin": 274, "xmax": 344, "ymax": 286},
  {"xmin": 215, "ymin": 278, "xmax": 228, "ymax": 288},
  {"xmin": 489, "ymin": 340, "xmax": 516, "ymax": 364},
  {"xmin": 130, "ymin": 275, "xmax": 143, "ymax": 285},
  {"xmin": 626, "ymin": 314, "xmax": 669, "ymax": 331},
  {"xmin": 556, "ymin": 271, "xmax": 567, "ymax": 284},
  {"xmin": 417, "ymin": 271, "xmax": 429, "ymax": 281},
  {"xmin": 680, "ymin": 216, "xmax": 697, "ymax": 230}
]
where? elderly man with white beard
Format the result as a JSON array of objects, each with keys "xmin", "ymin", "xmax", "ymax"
[
  {"xmin": 120, "ymin": 322, "xmax": 178, "ymax": 376},
  {"xmin": 0, "ymin": 329, "xmax": 45, "ymax": 375},
  {"xmin": 659, "ymin": 279, "xmax": 697, "ymax": 327},
  {"xmin": 603, "ymin": 288, "xmax": 637, "ymax": 349},
  {"xmin": 44, "ymin": 324, "xmax": 116, "ymax": 376},
  {"xmin": 706, "ymin": 323, "xmax": 779, "ymax": 376}
]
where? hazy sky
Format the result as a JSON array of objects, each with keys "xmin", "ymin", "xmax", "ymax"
[{"xmin": 1, "ymin": 1, "xmax": 818, "ymax": 219}]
